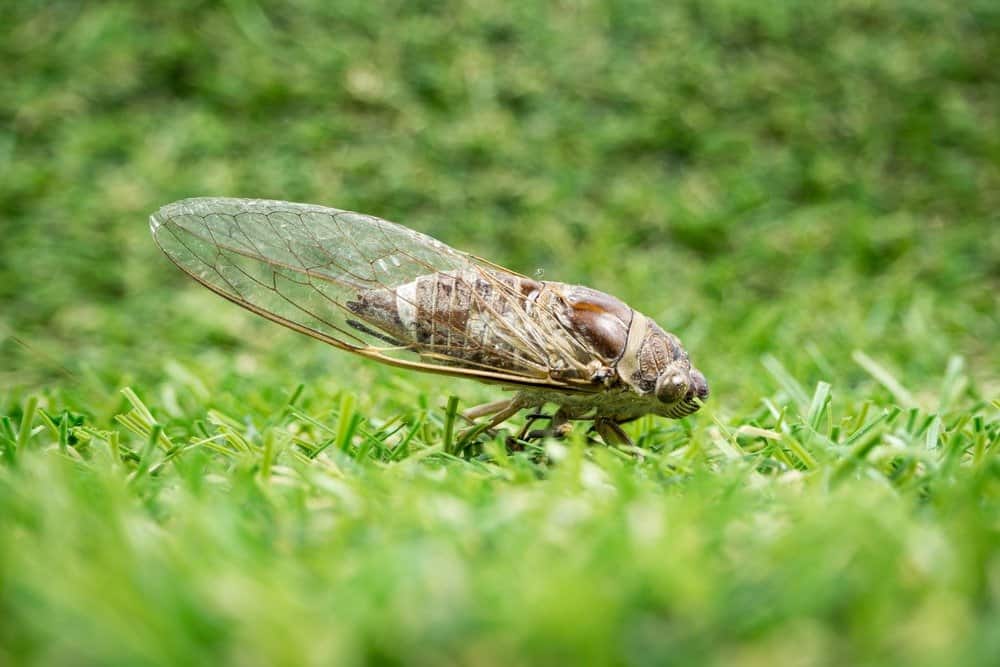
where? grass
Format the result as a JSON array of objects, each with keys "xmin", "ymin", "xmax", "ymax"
[
  {"xmin": 1, "ymin": 1, "xmax": 999, "ymax": 665},
  {"xmin": 2, "ymin": 381, "xmax": 997, "ymax": 665}
]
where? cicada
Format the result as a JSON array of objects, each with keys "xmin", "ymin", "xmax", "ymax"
[{"xmin": 150, "ymin": 198, "xmax": 708, "ymax": 445}]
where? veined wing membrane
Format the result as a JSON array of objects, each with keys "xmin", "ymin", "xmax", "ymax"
[{"xmin": 150, "ymin": 197, "xmax": 593, "ymax": 390}]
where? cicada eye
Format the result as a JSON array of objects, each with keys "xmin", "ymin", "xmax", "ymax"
[
  {"xmin": 689, "ymin": 368, "xmax": 709, "ymax": 401},
  {"xmin": 655, "ymin": 371, "xmax": 690, "ymax": 404}
]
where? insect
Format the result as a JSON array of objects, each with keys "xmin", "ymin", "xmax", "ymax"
[{"xmin": 150, "ymin": 197, "xmax": 708, "ymax": 446}]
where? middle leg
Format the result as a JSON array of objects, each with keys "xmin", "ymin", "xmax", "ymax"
[
  {"xmin": 522, "ymin": 408, "xmax": 573, "ymax": 441},
  {"xmin": 593, "ymin": 418, "xmax": 635, "ymax": 447}
]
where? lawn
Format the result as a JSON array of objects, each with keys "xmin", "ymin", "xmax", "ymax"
[{"xmin": 1, "ymin": 2, "xmax": 998, "ymax": 665}]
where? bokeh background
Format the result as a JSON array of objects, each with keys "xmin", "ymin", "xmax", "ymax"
[
  {"xmin": 3, "ymin": 0, "xmax": 997, "ymax": 408},
  {"xmin": 1, "ymin": 2, "xmax": 999, "ymax": 665}
]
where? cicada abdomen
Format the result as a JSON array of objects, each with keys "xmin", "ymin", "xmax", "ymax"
[{"xmin": 346, "ymin": 269, "xmax": 546, "ymax": 372}]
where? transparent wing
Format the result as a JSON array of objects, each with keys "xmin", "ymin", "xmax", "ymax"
[{"xmin": 150, "ymin": 197, "xmax": 598, "ymax": 390}]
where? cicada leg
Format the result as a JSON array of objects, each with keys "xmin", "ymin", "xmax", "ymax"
[
  {"xmin": 593, "ymin": 418, "xmax": 635, "ymax": 448},
  {"xmin": 482, "ymin": 400, "xmax": 524, "ymax": 430},
  {"xmin": 457, "ymin": 398, "xmax": 525, "ymax": 444},
  {"xmin": 517, "ymin": 412, "xmax": 551, "ymax": 440},
  {"xmin": 521, "ymin": 408, "xmax": 572, "ymax": 441},
  {"xmin": 463, "ymin": 399, "xmax": 516, "ymax": 422}
]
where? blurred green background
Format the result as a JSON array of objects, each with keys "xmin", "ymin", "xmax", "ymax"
[
  {"xmin": 3, "ymin": 0, "xmax": 997, "ymax": 401},
  {"xmin": 1, "ymin": 1, "xmax": 998, "ymax": 666}
]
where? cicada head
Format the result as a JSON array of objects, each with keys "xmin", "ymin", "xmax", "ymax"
[{"xmin": 617, "ymin": 318, "xmax": 709, "ymax": 419}]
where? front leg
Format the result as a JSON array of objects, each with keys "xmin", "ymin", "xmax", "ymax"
[{"xmin": 521, "ymin": 408, "xmax": 573, "ymax": 441}]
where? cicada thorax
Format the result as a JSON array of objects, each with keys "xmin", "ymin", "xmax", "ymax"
[
  {"xmin": 552, "ymin": 285, "xmax": 634, "ymax": 361},
  {"xmin": 545, "ymin": 283, "xmax": 692, "ymax": 398}
]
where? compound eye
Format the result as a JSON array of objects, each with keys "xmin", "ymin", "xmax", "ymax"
[{"xmin": 656, "ymin": 372, "xmax": 689, "ymax": 403}]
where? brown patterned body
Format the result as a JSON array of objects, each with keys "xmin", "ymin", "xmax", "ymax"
[{"xmin": 348, "ymin": 267, "xmax": 708, "ymax": 421}]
